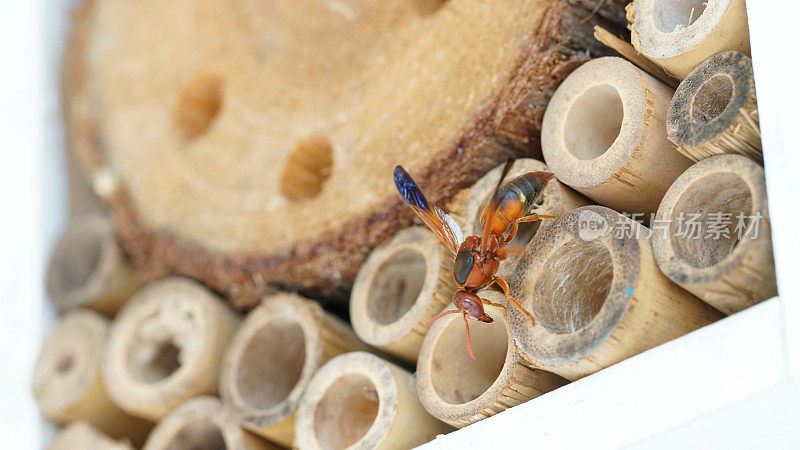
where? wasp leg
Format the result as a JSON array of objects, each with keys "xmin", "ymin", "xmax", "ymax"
[
  {"xmin": 480, "ymin": 297, "xmax": 508, "ymax": 315},
  {"xmin": 489, "ymin": 276, "xmax": 536, "ymax": 326},
  {"xmin": 503, "ymin": 213, "xmax": 560, "ymax": 245},
  {"xmin": 462, "ymin": 312, "xmax": 476, "ymax": 360}
]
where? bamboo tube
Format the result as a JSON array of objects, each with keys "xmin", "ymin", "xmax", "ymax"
[
  {"xmin": 416, "ymin": 293, "xmax": 569, "ymax": 427},
  {"xmin": 296, "ymin": 352, "xmax": 453, "ymax": 449},
  {"xmin": 49, "ymin": 422, "xmax": 134, "ymax": 450},
  {"xmin": 628, "ymin": 0, "xmax": 750, "ymax": 80},
  {"xmin": 447, "ymin": 158, "xmax": 591, "ymax": 279},
  {"xmin": 143, "ymin": 396, "xmax": 279, "ymax": 450},
  {"xmin": 32, "ymin": 310, "xmax": 152, "ymax": 447},
  {"xmin": 652, "ymin": 155, "xmax": 776, "ymax": 315},
  {"xmin": 46, "ymin": 214, "xmax": 141, "ymax": 316},
  {"xmin": 541, "ymin": 57, "xmax": 692, "ymax": 217},
  {"xmin": 103, "ymin": 277, "xmax": 239, "ymax": 421},
  {"xmin": 508, "ymin": 206, "xmax": 724, "ymax": 381},
  {"xmin": 593, "ymin": 25, "xmax": 680, "ymax": 89},
  {"xmin": 667, "ymin": 51, "xmax": 761, "ymax": 162},
  {"xmin": 350, "ymin": 227, "xmax": 455, "ymax": 363},
  {"xmin": 220, "ymin": 293, "xmax": 368, "ymax": 448}
]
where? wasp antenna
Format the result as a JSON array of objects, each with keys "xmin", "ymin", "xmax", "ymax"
[
  {"xmin": 462, "ymin": 312, "xmax": 476, "ymax": 360},
  {"xmin": 425, "ymin": 309, "xmax": 460, "ymax": 327}
]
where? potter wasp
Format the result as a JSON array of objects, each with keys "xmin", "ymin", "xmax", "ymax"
[{"xmin": 393, "ymin": 162, "xmax": 556, "ymax": 359}]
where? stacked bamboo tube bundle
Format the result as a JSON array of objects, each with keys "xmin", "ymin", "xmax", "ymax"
[
  {"xmin": 32, "ymin": 309, "xmax": 152, "ymax": 447},
  {"xmin": 296, "ymin": 352, "xmax": 452, "ymax": 449},
  {"xmin": 46, "ymin": 214, "xmax": 141, "ymax": 316},
  {"xmin": 220, "ymin": 293, "xmax": 368, "ymax": 448},
  {"xmin": 508, "ymin": 206, "xmax": 723, "ymax": 380},
  {"xmin": 628, "ymin": 0, "xmax": 750, "ymax": 79},
  {"xmin": 143, "ymin": 397, "xmax": 278, "ymax": 450},
  {"xmin": 541, "ymin": 57, "xmax": 693, "ymax": 217},
  {"xmin": 652, "ymin": 155, "xmax": 776, "ymax": 315},
  {"xmin": 48, "ymin": 422, "xmax": 133, "ymax": 450},
  {"xmin": 416, "ymin": 293, "xmax": 568, "ymax": 427},
  {"xmin": 667, "ymin": 51, "xmax": 761, "ymax": 162},
  {"xmin": 103, "ymin": 277, "xmax": 239, "ymax": 421},
  {"xmin": 350, "ymin": 227, "xmax": 455, "ymax": 363}
]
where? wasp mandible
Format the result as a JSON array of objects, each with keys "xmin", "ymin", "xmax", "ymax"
[{"xmin": 393, "ymin": 163, "xmax": 557, "ymax": 359}]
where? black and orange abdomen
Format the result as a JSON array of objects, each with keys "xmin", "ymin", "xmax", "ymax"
[{"xmin": 480, "ymin": 172, "xmax": 554, "ymax": 238}]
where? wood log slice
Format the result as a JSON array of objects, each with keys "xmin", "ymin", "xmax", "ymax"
[{"xmin": 63, "ymin": 0, "xmax": 628, "ymax": 307}]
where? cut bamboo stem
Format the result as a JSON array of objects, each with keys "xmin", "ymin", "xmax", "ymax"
[
  {"xmin": 593, "ymin": 25, "xmax": 680, "ymax": 89},
  {"xmin": 667, "ymin": 51, "xmax": 761, "ymax": 162},
  {"xmin": 220, "ymin": 293, "xmax": 368, "ymax": 448},
  {"xmin": 143, "ymin": 396, "xmax": 279, "ymax": 450},
  {"xmin": 48, "ymin": 422, "xmax": 134, "ymax": 450},
  {"xmin": 33, "ymin": 309, "xmax": 152, "ymax": 447},
  {"xmin": 296, "ymin": 352, "xmax": 453, "ymax": 449},
  {"xmin": 447, "ymin": 158, "xmax": 591, "ymax": 279},
  {"xmin": 509, "ymin": 206, "xmax": 724, "ymax": 381},
  {"xmin": 350, "ymin": 227, "xmax": 455, "ymax": 364},
  {"xmin": 103, "ymin": 277, "xmax": 240, "ymax": 421},
  {"xmin": 628, "ymin": 0, "xmax": 750, "ymax": 79},
  {"xmin": 416, "ymin": 293, "xmax": 568, "ymax": 427},
  {"xmin": 46, "ymin": 214, "xmax": 141, "ymax": 316},
  {"xmin": 541, "ymin": 57, "xmax": 692, "ymax": 217},
  {"xmin": 652, "ymin": 155, "xmax": 776, "ymax": 314}
]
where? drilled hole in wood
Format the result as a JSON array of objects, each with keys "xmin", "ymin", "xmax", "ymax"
[
  {"xmin": 532, "ymin": 239, "xmax": 613, "ymax": 334},
  {"xmin": 564, "ymin": 84, "xmax": 623, "ymax": 161},
  {"xmin": 670, "ymin": 173, "xmax": 753, "ymax": 268},
  {"xmin": 431, "ymin": 317, "xmax": 507, "ymax": 404},
  {"xmin": 367, "ymin": 248, "xmax": 427, "ymax": 325},
  {"xmin": 235, "ymin": 321, "xmax": 306, "ymax": 410},
  {"xmin": 414, "ymin": 0, "xmax": 448, "ymax": 15},
  {"xmin": 653, "ymin": 0, "xmax": 708, "ymax": 32},
  {"xmin": 692, "ymin": 74, "xmax": 734, "ymax": 124},
  {"xmin": 313, "ymin": 374, "xmax": 379, "ymax": 449},
  {"xmin": 175, "ymin": 73, "xmax": 223, "ymax": 138},
  {"xmin": 165, "ymin": 419, "xmax": 226, "ymax": 450},
  {"xmin": 280, "ymin": 136, "xmax": 334, "ymax": 201}
]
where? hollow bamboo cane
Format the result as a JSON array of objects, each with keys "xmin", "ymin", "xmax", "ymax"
[
  {"xmin": 628, "ymin": 0, "xmax": 750, "ymax": 79},
  {"xmin": 296, "ymin": 352, "xmax": 452, "ymax": 449},
  {"xmin": 220, "ymin": 293, "xmax": 369, "ymax": 448},
  {"xmin": 509, "ymin": 206, "xmax": 724, "ymax": 381},
  {"xmin": 46, "ymin": 214, "xmax": 141, "ymax": 316},
  {"xmin": 48, "ymin": 422, "xmax": 134, "ymax": 450},
  {"xmin": 143, "ymin": 396, "xmax": 279, "ymax": 450},
  {"xmin": 541, "ymin": 57, "xmax": 692, "ymax": 218},
  {"xmin": 32, "ymin": 309, "xmax": 152, "ymax": 446},
  {"xmin": 667, "ymin": 51, "xmax": 761, "ymax": 162},
  {"xmin": 350, "ymin": 227, "xmax": 455, "ymax": 364},
  {"xmin": 416, "ymin": 293, "xmax": 568, "ymax": 427},
  {"xmin": 103, "ymin": 277, "xmax": 239, "ymax": 421},
  {"xmin": 652, "ymin": 155, "xmax": 776, "ymax": 315}
]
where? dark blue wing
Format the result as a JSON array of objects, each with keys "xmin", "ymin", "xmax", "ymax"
[{"xmin": 394, "ymin": 165, "xmax": 431, "ymax": 212}]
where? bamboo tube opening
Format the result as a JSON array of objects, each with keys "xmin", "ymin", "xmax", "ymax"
[
  {"xmin": 313, "ymin": 374, "xmax": 380, "ymax": 449},
  {"xmin": 104, "ymin": 277, "xmax": 239, "ymax": 421},
  {"xmin": 414, "ymin": 0, "xmax": 448, "ymax": 16},
  {"xmin": 174, "ymin": 73, "xmax": 223, "ymax": 138},
  {"xmin": 49, "ymin": 422, "xmax": 134, "ymax": 450},
  {"xmin": 653, "ymin": 155, "xmax": 776, "ymax": 314},
  {"xmin": 532, "ymin": 240, "xmax": 614, "ymax": 335},
  {"xmin": 163, "ymin": 420, "xmax": 225, "ymax": 449},
  {"xmin": 692, "ymin": 75, "xmax": 734, "ymax": 124},
  {"xmin": 279, "ymin": 136, "xmax": 334, "ymax": 201},
  {"xmin": 563, "ymin": 84, "xmax": 624, "ymax": 161},
  {"xmin": 367, "ymin": 248, "xmax": 426, "ymax": 325},
  {"xmin": 46, "ymin": 215, "xmax": 140, "ymax": 315},
  {"xmin": 652, "ymin": 0, "xmax": 708, "ymax": 32}
]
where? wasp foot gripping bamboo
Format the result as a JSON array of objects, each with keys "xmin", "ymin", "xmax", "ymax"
[
  {"xmin": 447, "ymin": 158, "xmax": 590, "ymax": 280},
  {"xmin": 143, "ymin": 397, "xmax": 278, "ymax": 450},
  {"xmin": 652, "ymin": 155, "xmax": 776, "ymax": 315},
  {"xmin": 541, "ymin": 57, "xmax": 692, "ymax": 217},
  {"xmin": 351, "ymin": 227, "xmax": 456, "ymax": 363},
  {"xmin": 416, "ymin": 294, "xmax": 568, "ymax": 427},
  {"xmin": 628, "ymin": 0, "xmax": 750, "ymax": 79},
  {"xmin": 46, "ymin": 214, "xmax": 140, "ymax": 315},
  {"xmin": 296, "ymin": 352, "xmax": 452, "ymax": 449},
  {"xmin": 33, "ymin": 310, "xmax": 152, "ymax": 446},
  {"xmin": 49, "ymin": 422, "xmax": 134, "ymax": 450},
  {"xmin": 220, "ymin": 293, "xmax": 369, "ymax": 448},
  {"xmin": 103, "ymin": 277, "xmax": 239, "ymax": 421},
  {"xmin": 667, "ymin": 51, "xmax": 761, "ymax": 162},
  {"xmin": 509, "ymin": 206, "xmax": 723, "ymax": 381}
]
